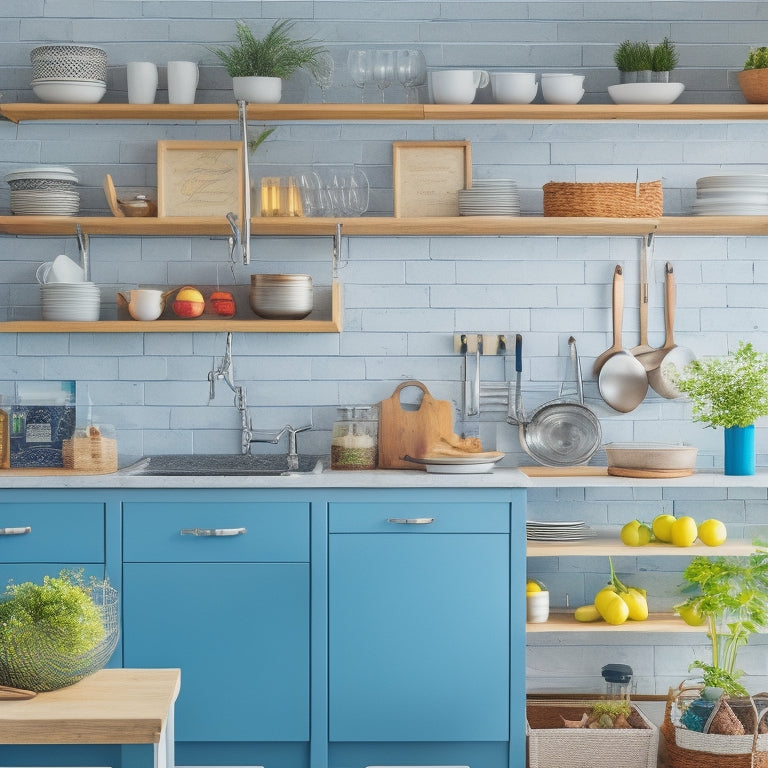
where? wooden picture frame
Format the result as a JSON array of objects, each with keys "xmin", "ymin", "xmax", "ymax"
[
  {"xmin": 157, "ymin": 140, "xmax": 243, "ymax": 217},
  {"xmin": 392, "ymin": 140, "xmax": 472, "ymax": 217}
]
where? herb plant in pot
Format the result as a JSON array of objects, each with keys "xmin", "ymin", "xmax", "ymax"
[
  {"xmin": 651, "ymin": 36, "xmax": 680, "ymax": 82},
  {"xmin": 738, "ymin": 47, "xmax": 768, "ymax": 104},
  {"xmin": 673, "ymin": 342, "xmax": 768, "ymax": 475},
  {"xmin": 210, "ymin": 19, "xmax": 326, "ymax": 103},
  {"xmin": 614, "ymin": 40, "xmax": 653, "ymax": 83}
]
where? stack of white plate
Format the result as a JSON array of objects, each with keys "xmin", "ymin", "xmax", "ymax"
[
  {"xmin": 249, "ymin": 273, "xmax": 313, "ymax": 319},
  {"xmin": 41, "ymin": 282, "xmax": 100, "ymax": 321},
  {"xmin": 5, "ymin": 166, "xmax": 79, "ymax": 216},
  {"xmin": 692, "ymin": 174, "xmax": 768, "ymax": 215},
  {"xmin": 526, "ymin": 520, "xmax": 597, "ymax": 541},
  {"xmin": 458, "ymin": 179, "xmax": 520, "ymax": 216}
]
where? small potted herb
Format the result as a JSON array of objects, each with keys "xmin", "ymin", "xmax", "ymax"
[
  {"xmin": 210, "ymin": 19, "xmax": 326, "ymax": 103},
  {"xmin": 738, "ymin": 46, "xmax": 768, "ymax": 103},
  {"xmin": 613, "ymin": 40, "xmax": 653, "ymax": 83},
  {"xmin": 673, "ymin": 342, "xmax": 768, "ymax": 475},
  {"xmin": 651, "ymin": 37, "xmax": 679, "ymax": 82}
]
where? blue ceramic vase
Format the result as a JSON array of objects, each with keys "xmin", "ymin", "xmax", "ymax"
[{"xmin": 724, "ymin": 425, "xmax": 755, "ymax": 476}]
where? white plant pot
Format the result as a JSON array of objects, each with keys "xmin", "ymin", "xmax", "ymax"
[{"xmin": 232, "ymin": 76, "xmax": 282, "ymax": 103}]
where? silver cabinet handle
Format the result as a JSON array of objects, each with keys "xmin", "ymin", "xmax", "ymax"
[
  {"xmin": 0, "ymin": 526, "xmax": 31, "ymax": 536},
  {"xmin": 180, "ymin": 527, "xmax": 247, "ymax": 537},
  {"xmin": 386, "ymin": 517, "xmax": 435, "ymax": 525}
]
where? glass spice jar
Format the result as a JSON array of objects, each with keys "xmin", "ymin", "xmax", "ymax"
[{"xmin": 330, "ymin": 405, "xmax": 378, "ymax": 470}]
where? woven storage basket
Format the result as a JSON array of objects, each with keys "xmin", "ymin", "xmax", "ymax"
[
  {"xmin": 543, "ymin": 180, "xmax": 663, "ymax": 217},
  {"xmin": 62, "ymin": 434, "xmax": 117, "ymax": 473},
  {"xmin": 527, "ymin": 700, "xmax": 659, "ymax": 768},
  {"xmin": 662, "ymin": 687, "xmax": 768, "ymax": 768},
  {"xmin": 737, "ymin": 69, "xmax": 768, "ymax": 104}
]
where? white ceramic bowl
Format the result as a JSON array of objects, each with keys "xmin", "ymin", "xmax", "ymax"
[
  {"xmin": 491, "ymin": 72, "xmax": 538, "ymax": 104},
  {"xmin": 607, "ymin": 82, "xmax": 685, "ymax": 105},
  {"xmin": 604, "ymin": 442, "xmax": 698, "ymax": 471},
  {"xmin": 31, "ymin": 79, "xmax": 106, "ymax": 104},
  {"xmin": 249, "ymin": 274, "xmax": 313, "ymax": 319}
]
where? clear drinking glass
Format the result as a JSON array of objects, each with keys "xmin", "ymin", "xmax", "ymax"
[
  {"xmin": 397, "ymin": 49, "xmax": 427, "ymax": 103},
  {"xmin": 313, "ymin": 51, "xmax": 335, "ymax": 103},
  {"xmin": 372, "ymin": 49, "xmax": 395, "ymax": 103},
  {"xmin": 347, "ymin": 49, "xmax": 371, "ymax": 103}
]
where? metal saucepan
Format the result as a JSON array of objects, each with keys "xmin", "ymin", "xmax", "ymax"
[
  {"xmin": 596, "ymin": 264, "xmax": 648, "ymax": 413},
  {"xmin": 646, "ymin": 262, "xmax": 696, "ymax": 398},
  {"xmin": 509, "ymin": 335, "xmax": 602, "ymax": 467}
]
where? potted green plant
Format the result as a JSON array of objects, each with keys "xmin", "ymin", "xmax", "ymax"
[
  {"xmin": 738, "ymin": 46, "xmax": 768, "ymax": 103},
  {"xmin": 672, "ymin": 341, "xmax": 768, "ymax": 475},
  {"xmin": 614, "ymin": 40, "xmax": 653, "ymax": 83},
  {"xmin": 651, "ymin": 37, "xmax": 679, "ymax": 82},
  {"xmin": 209, "ymin": 19, "xmax": 326, "ymax": 103}
]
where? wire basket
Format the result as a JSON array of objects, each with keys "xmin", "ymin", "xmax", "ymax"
[
  {"xmin": 543, "ymin": 180, "xmax": 663, "ymax": 217},
  {"xmin": 0, "ymin": 580, "xmax": 119, "ymax": 692}
]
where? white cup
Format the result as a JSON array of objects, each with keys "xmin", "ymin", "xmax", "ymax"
[
  {"xmin": 491, "ymin": 71, "xmax": 538, "ymax": 104},
  {"xmin": 167, "ymin": 60, "xmax": 199, "ymax": 104},
  {"xmin": 126, "ymin": 289, "xmax": 164, "ymax": 321},
  {"xmin": 526, "ymin": 591, "xmax": 550, "ymax": 623},
  {"xmin": 430, "ymin": 69, "xmax": 490, "ymax": 104},
  {"xmin": 541, "ymin": 73, "xmax": 585, "ymax": 104},
  {"xmin": 127, "ymin": 61, "xmax": 158, "ymax": 104}
]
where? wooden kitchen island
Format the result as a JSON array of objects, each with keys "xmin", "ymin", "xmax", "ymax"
[{"xmin": 0, "ymin": 668, "xmax": 180, "ymax": 768}]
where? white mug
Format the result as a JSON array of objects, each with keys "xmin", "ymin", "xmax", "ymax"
[
  {"xmin": 127, "ymin": 61, "xmax": 158, "ymax": 105},
  {"xmin": 167, "ymin": 60, "xmax": 199, "ymax": 104},
  {"xmin": 124, "ymin": 289, "xmax": 164, "ymax": 321},
  {"xmin": 430, "ymin": 69, "xmax": 490, "ymax": 104},
  {"xmin": 491, "ymin": 71, "xmax": 538, "ymax": 104}
]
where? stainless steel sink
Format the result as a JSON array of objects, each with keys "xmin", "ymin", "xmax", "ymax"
[{"xmin": 120, "ymin": 454, "xmax": 326, "ymax": 476}]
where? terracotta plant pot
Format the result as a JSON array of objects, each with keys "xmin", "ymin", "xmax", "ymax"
[{"xmin": 737, "ymin": 68, "xmax": 768, "ymax": 103}]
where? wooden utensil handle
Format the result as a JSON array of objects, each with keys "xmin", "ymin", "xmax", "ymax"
[
  {"xmin": 612, "ymin": 264, "xmax": 624, "ymax": 348},
  {"xmin": 664, "ymin": 262, "xmax": 676, "ymax": 346}
]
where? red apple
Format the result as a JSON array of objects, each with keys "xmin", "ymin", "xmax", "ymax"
[
  {"xmin": 209, "ymin": 290, "xmax": 236, "ymax": 318},
  {"xmin": 172, "ymin": 286, "xmax": 205, "ymax": 318}
]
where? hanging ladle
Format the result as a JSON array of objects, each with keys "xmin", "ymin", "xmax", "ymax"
[{"xmin": 595, "ymin": 264, "xmax": 648, "ymax": 413}]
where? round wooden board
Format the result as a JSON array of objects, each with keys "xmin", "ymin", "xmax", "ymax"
[{"xmin": 608, "ymin": 467, "xmax": 694, "ymax": 478}]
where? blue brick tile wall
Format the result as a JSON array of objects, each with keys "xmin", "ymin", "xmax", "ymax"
[{"xmin": 1, "ymin": 0, "xmax": 768, "ymax": 697}]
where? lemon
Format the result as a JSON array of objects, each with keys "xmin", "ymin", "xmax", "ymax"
[
  {"xmin": 676, "ymin": 602, "xmax": 707, "ymax": 627},
  {"xmin": 652, "ymin": 513, "xmax": 677, "ymax": 543},
  {"xmin": 594, "ymin": 589, "xmax": 629, "ymax": 625},
  {"xmin": 698, "ymin": 518, "xmax": 727, "ymax": 547},
  {"xmin": 526, "ymin": 580, "xmax": 543, "ymax": 594},
  {"xmin": 620, "ymin": 519, "xmax": 652, "ymax": 547},
  {"xmin": 574, "ymin": 605, "xmax": 601, "ymax": 622},
  {"xmin": 620, "ymin": 587, "xmax": 649, "ymax": 621},
  {"xmin": 671, "ymin": 516, "xmax": 698, "ymax": 547}
]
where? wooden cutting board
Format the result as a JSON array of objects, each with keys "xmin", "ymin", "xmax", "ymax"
[{"xmin": 378, "ymin": 380, "xmax": 456, "ymax": 470}]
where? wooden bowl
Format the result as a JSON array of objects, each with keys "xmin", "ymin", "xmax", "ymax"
[{"xmin": 604, "ymin": 442, "xmax": 698, "ymax": 471}]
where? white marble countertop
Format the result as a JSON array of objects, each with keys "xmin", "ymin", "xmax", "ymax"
[{"xmin": 0, "ymin": 466, "xmax": 766, "ymax": 489}]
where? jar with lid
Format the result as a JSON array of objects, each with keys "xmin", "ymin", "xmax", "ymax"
[{"xmin": 330, "ymin": 406, "xmax": 378, "ymax": 470}]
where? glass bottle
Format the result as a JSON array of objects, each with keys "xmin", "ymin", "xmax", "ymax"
[{"xmin": 330, "ymin": 405, "xmax": 378, "ymax": 470}]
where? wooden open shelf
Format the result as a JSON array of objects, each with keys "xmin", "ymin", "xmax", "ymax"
[
  {"xmin": 1, "ymin": 282, "xmax": 342, "ymax": 334},
  {"xmin": 4, "ymin": 102, "xmax": 768, "ymax": 124},
  {"xmin": 3, "ymin": 215, "xmax": 768, "ymax": 238},
  {"xmin": 526, "ymin": 611, "xmax": 707, "ymax": 633},
  {"xmin": 527, "ymin": 536, "xmax": 759, "ymax": 557}
]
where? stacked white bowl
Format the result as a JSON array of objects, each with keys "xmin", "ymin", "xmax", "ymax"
[
  {"xmin": 5, "ymin": 166, "xmax": 79, "ymax": 216},
  {"xmin": 30, "ymin": 44, "xmax": 107, "ymax": 104},
  {"xmin": 38, "ymin": 254, "xmax": 100, "ymax": 321}
]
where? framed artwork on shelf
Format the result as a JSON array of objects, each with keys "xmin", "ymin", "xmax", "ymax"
[
  {"xmin": 392, "ymin": 140, "xmax": 472, "ymax": 217},
  {"xmin": 157, "ymin": 140, "xmax": 243, "ymax": 217}
]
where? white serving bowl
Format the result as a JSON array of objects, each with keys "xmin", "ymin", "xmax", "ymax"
[
  {"xmin": 31, "ymin": 79, "xmax": 106, "ymax": 104},
  {"xmin": 607, "ymin": 82, "xmax": 685, "ymax": 105}
]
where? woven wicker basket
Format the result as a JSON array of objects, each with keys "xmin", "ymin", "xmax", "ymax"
[
  {"xmin": 737, "ymin": 69, "xmax": 768, "ymax": 104},
  {"xmin": 662, "ymin": 687, "xmax": 768, "ymax": 768},
  {"xmin": 62, "ymin": 434, "xmax": 117, "ymax": 473},
  {"xmin": 527, "ymin": 700, "xmax": 658, "ymax": 768},
  {"xmin": 543, "ymin": 180, "xmax": 663, "ymax": 217}
]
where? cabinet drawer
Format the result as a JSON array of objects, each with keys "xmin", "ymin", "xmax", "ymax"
[
  {"xmin": 329, "ymin": 502, "xmax": 510, "ymax": 533},
  {"xmin": 123, "ymin": 501, "xmax": 309, "ymax": 562},
  {"xmin": 0, "ymin": 503, "xmax": 104, "ymax": 562}
]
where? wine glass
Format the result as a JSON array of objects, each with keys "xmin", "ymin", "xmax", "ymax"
[
  {"xmin": 396, "ymin": 49, "xmax": 427, "ymax": 103},
  {"xmin": 372, "ymin": 49, "xmax": 394, "ymax": 103},
  {"xmin": 347, "ymin": 49, "xmax": 371, "ymax": 103},
  {"xmin": 313, "ymin": 52, "xmax": 335, "ymax": 103}
]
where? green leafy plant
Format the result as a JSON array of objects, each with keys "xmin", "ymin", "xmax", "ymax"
[
  {"xmin": 210, "ymin": 19, "xmax": 326, "ymax": 79},
  {"xmin": 676, "ymin": 551, "xmax": 768, "ymax": 696},
  {"xmin": 744, "ymin": 46, "xmax": 768, "ymax": 70},
  {"xmin": 651, "ymin": 37, "xmax": 679, "ymax": 72},
  {"xmin": 672, "ymin": 342, "xmax": 768, "ymax": 428},
  {"xmin": 613, "ymin": 40, "xmax": 653, "ymax": 72},
  {"xmin": 247, "ymin": 126, "xmax": 275, "ymax": 154}
]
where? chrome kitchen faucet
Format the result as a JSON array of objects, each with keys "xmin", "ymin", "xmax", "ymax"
[{"xmin": 208, "ymin": 332, "xmax": 311, "ymax": 464}]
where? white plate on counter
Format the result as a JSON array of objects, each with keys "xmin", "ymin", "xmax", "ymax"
[{"xmin": 404, "ymin": 452, "xmax": 504, "ymax": 474}]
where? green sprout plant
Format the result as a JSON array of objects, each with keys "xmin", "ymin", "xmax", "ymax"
[
  {"xmin": 651, "ymin": 36, "xmax": 679, "ymax": 72},
  {"xmin": 613, "ymin": 40, "xmax": 653, "ymax": 72},
  {"xmin": 744, "ymin": 46, "xmax": 768, "ymax": 70},
  {"xmin": 676, "ymin": 551, "xmax": 768, "ymax": 697},
  {"xmin": 210, "ymin": 19, "xmax": 326, "ymax": 80},
  {"xmin": 672, "ymin": 342, "xmax": 768, "ymax": 429}
]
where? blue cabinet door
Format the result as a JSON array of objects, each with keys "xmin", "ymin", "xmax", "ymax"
[
  {"xmin": 329, "ymin": 525, "xmax": 510, "ymax": 742},
  {"xmin": 123, "ymin": 561, "xmax": 309, "ymax": 742}
]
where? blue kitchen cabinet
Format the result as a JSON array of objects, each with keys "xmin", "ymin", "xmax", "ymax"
[
  {"xmin": 122, "ymin": 498, "xmax": 310, "ymax": 747},
  {"xmin": 328, "ymin": 500, "xmax": 513, "ymax": 745}
]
